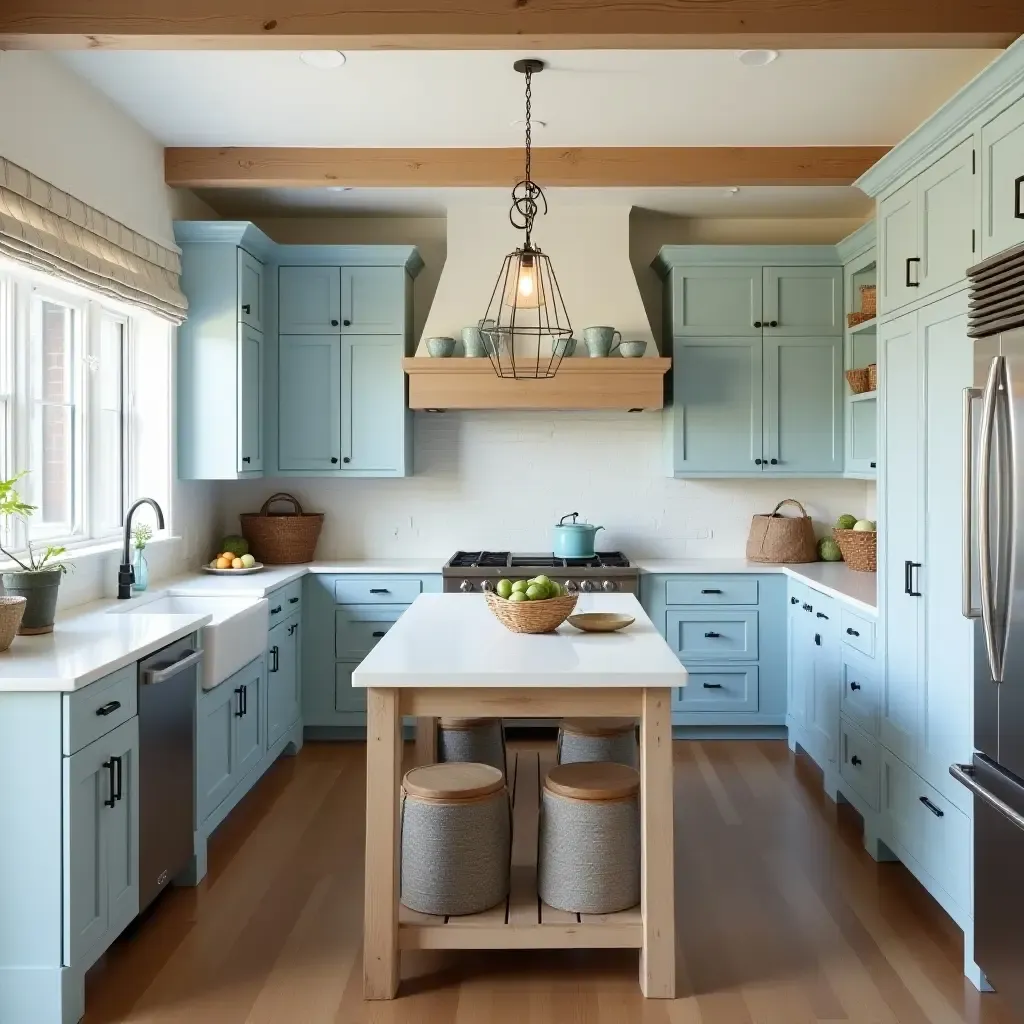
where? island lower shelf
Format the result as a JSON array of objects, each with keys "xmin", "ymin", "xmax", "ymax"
[{"xmin": 397, "ymin": 748, "xmax": 643, "ymax": 951}]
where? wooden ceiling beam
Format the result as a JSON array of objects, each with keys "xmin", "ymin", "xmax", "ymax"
[
  {"xmin": 164, "ymin": 147, "xmax": 890, "ymax": 189},
  {"xmin": 0, "ymin": 0, "xmax": 1018, "ymax": 50}
]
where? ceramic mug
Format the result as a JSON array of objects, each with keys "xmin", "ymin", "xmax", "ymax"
[
  {"xmin": 426, "ymin": 336, "xmax": 456, "ymax": 358},
  {"xmin": 462, "ymin": 326, "xmax": 488, "ymax": 357},
  {"xmin": 617, "ymin": 340, "xmax": 647, "ymax": 358},
  {"xmin": 583, "ymin": 326, "xmax": 622, "ymax": 357},
  {"xmin": 552, "ymin": 336, "xmax": 577, "ymax": 357}
]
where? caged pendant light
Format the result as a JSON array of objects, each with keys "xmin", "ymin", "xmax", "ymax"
[{"xmin": 481, "ymin": 59, "xmax": 573, "ymax": 379}]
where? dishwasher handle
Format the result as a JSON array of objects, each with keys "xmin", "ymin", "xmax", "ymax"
[{"xmin": 144, "ymin": 648, "xmax": 204, "ymax": 685}]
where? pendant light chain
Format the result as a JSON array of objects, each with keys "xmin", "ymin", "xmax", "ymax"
[{"xmin": 509, "ymin": 61, "xmax": 546, "ymax": 248}]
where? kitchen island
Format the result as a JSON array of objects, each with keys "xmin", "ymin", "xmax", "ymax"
[{"xmin": 353, "ymin": 591, "xmax": 686, "ymax": 1000}]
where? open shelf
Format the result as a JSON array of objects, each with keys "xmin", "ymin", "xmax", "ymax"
[
  {"xmin": 847, "ymin": 390, "xmax": 878, "ymax": 404},
  {"xmin": 397, "ymin": 749, "xmax": 643, "ymax": 951},
  {"xmin": 847, "ymin": 318, "xmax": 877, "ymax": 336}
]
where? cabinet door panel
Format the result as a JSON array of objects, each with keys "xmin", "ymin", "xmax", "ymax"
[
  {"xmin": 340, "ymin": 267, "xmax": 405, "ymax": 334},
  {"xmin": 879, "ymin": 181, "xmax": 919, "ymax": 314},
  {"xmin": 846, "ymin": 396, "xmax": 878, "ymax": 475},
  {"xmin": 918, "ymin": 140, "xmax": 975, "ymax": 297},
  {"xmin": 880, "ymin": 313, "xmax": 923, "ymax": 766},
  {"xmin": 671, "ymin": 336, "xmax": 763, "ymax": 475},
  {"xmin": 267, "ymin": 618, "xmax": 300, "ymax": 748},
  {"xmin": 104, "ymin": 720, "xmax": 140, "ymax": 940},
  {"xmin": 342, "ymin": 335, "xmax": 406, "ymax": 473},
  {"xmin": 237, "ymin": 324, "xmax": 263, "ymax": 472},
  {"xmin": 197, "ymin": 681, "xmax": 236, "ymax": 823},
  {"xmin": 981, "ymin": 95, "xmax": 1024, "ymax": 258},
  {"xmin": 279, "ymin": 267, "xmax": 341, "ymax": 334},
  {"xmin": 234, "ymin": 662, "xmax": 264, "ymax": 779},
  {"xmin": 763, "ymin": 336, "xmax": 842, "ymax": 474},
  {"xmin": 238, "ymin": 248, "xmax": 264, "ymax": 332},
  {"xmin": 335, "ymin": 663, "xmax": 367, "ymax": 713},
  {"xmin": 806, "ymin": 629, "xmax": 841, "ymax": 768},
  {"xmin": 763, "ymin": 266, "xmax": 843, "ymax": 336},
  {"xmin": 278, "ymin": 335, "xmax": 342, "ymax": 471},
  {"xmin": 670, "ymin": 266, "xmax": 762, "ymax": 336}
]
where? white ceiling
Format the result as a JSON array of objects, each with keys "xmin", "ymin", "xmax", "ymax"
[{"xmin": 59, "ymin": 48, "xmax": 997, "ymax": 148}]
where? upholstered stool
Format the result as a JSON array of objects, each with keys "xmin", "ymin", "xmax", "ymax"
[
  {"xmin": 538, "ymin": 762, "xmax": 641, "ymax": 915},
  {"xmin": 557, "ymin": 717, "xmax": 638, "ymax": 769},
  {"xmin": 400, "ymin": 763, "xmax": 511, "ymax": 916},
  {"xmin": 438, "ymin": 717, "xmax": 507, "ymax": 776}
]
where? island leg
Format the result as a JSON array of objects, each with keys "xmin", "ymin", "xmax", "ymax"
[
  {"xmin": 414, "ymin": 716, "xmax": 438, "ymax": 767},
  {"xmin": 364, "ymin": 687, "xmax": 402, "ymax": 999},
  {"xmin": 639, "ymin": 687, "xmax": 675, "ymax": 998}
]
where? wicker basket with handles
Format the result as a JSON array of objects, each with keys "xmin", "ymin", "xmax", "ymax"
[
  {"xmin": 833, "ymin": 528, "xmax": 877, "ymax": 573},
  {"xmin": 239, "ymin": 492, "xmax": 324, "ymax": 564},
  {"xmin": 846, "ymin": 368, "xmax": 870, "ymax": 394},
  {"xmin": 746, "ymin": 499, "xmax": 818, "ymax": 564},
  {"xmin": 485, "ymin": 591, "xmax": 578, "ymax": 634},
  {"xmin": 0, "ymin": 596, "xmax": 27, "ymax": 653}
]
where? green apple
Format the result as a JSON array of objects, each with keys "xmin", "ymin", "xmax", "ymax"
[
  {"xmin": 508, "ymin": 590, "xmax": 527, "ymax": 602},
  {"xmin": 511, "ymin": 579, "xmax": 529, "ymax": 594},
  {"xmin": 533, "ymin": 574, "xmax": 551, "ymax": 586},
  {"xmin": 525, "ymin": 584, "xmax": 546, "ymax": 601},
  {"xmin": 240, "ymin": 553, "xmax": 256, "ymax": 569},
  {"xmin": 548, "ymin": 581, "xmax": 562, "ymax": 597},
  {"xmin": 495, "ymin": 578, "xmax": 513, "ymax": 599}
]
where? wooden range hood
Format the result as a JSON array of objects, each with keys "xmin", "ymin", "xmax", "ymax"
[{"xmin": 403, "ymin": 357, "xmax": 671, "ymax": 411}]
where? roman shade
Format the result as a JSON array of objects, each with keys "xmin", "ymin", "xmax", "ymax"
[
  {"xmin": 968, "ymin": 240, "xmax": 1024, "ymax": 338},
  {"xmin": 0, "ymin": 156, "xmax": 187, "ymax": 323}
]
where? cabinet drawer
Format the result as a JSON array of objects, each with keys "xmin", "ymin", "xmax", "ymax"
[
  {"xmin": 839, "ymin": 719, "xmax": 879, "ymax": 810},
  {"xmin": 674, "ymin": 666, "xmax": 758, "ymax": 713},
  {"xmin": 335, "ymin": 605, "xmax": 405, "ymax": 659},
  {"xmin": 840, "ymin": 649, "xmax": 879, "ymax": 736},
  {"xmin": 840, "ymin": 608, "xmax": 875, "ymax": 658},
  {"xmin": 268, "ymin": 580, "xmax": 302, "ymax": 621},
  {"xmin": 334, "ymin": 577, "xmax": 423, "ymax": 605},
  {"xmin": 665, "ymin": 577, "xmax": 758, "ymax": 606},
  {"xmin": 666, "ymin": 610, "xmax": 758, "ymax": 661},
  {"xmin": 63, "ymin": 664, "xmax": 138, "ymax": 755}
]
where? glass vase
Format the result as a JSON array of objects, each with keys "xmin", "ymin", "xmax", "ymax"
[{"xmin": 132, "ymin": 547, "xmax": 149, "ymax": 593}]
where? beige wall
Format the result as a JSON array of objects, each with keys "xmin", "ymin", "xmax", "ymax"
[{"xmin": 629, "ymin": 211, "xmax": 868, "ymax": 352}]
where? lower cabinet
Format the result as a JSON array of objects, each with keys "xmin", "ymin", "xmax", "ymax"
[
  {"xmin": 63, "ymin": 716, "xmax": 140, "ymax": 969},
  {"xmin": 267, "ymin": 615, "xmax": 301, "ymax": 748}
]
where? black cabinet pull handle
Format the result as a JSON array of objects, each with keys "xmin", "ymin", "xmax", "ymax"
[
  {"xmin": 270, "ymin": 645, "xmax": 279, "ymax": 673},
  {"xmin": 369, "ymin": 588, "xmax": 390, "ymax": 594},
  {"xmin": 113, "ymin": 755, "xmax": 123, "ymax": 803},
  {"xmin": 790, "ymin": 596, "xmax": 799, "ymax": 605},
  {"xmin": 920, "ymin": 796, "xmax": 945, "ymax": 818},
  {"xmin": 814, "ymin": 633, "xmax": 821, "ymax": 646},
  {"xmin": 701, "ymin": 588, "xmax": 722, "ymax": 594},
  {"xmin": 769, "ymin": 320, "xmax": 778, "ymax": 327},
  {"xmin": 330, "ymin": 319, "xmax": 339, "ymax": 326},
  {"xmin": 702, "ymin": 682, "xmax": 723, "ymax": 689},
  {"xmin": 343, "ymin": 318, "xmax": 351, "ymax": 326},
  {"xmin": 704, "ymin": 631, "xmax": 721, "ymax": 638},
  {"xmin": 753, "ymin": 320, "xmax": 762, "ymax": 328},
  {"xmin": 770, "ymin": 458, "xmax": 778, "ymax": 465},
  {"xmin": 906, "ymin": 256, "xmax": 921, "ymax": 287},
  {"xmin": 288, "ymin": 623, "xmax": 298, "ymax": 635},
  {"xmin": 851, "ymin": 755, "xmax": 862, "ymax": 767},
  {"xmin": 846, "ymin": 627, "xmax": 860, "ymax": 636},
  {"xmin": 242, "ymin": 456, "xmax": 251, "ymax": 464},
  {"xmin": 242, "ymin": 303, "xmax": 251, "ymax": 314},
  {"xmin": 754, "ymin": 458, "xmax": 763, "ymax": 465},
  {"xmin": 271, "ymin": 605, "xmax": 282, "ymax": 615},
  {"xmin": 96, "ymin": 700, "xmax": 121, "ymax": 717},
  {"xmin": 850, "ymin": 681, "xmax": 862, "ymax": 691},
  {"xmin": 289, "ymin": 596, "xmax": 299, "ymax": 604},
  {"xmin": 1015, "ymin": 175, "xmax": 1024, "ymax": 219},
  {"xmin": 816, "ymin": 611, "xmax": 829, "ymax": 619},
  {"xmin": 905, "ymin": 560, "xmax": 922, "ymax": 597},
  {"xmin": 870, "ymin": 461, "xmax": 877, "ymax": 468},
  {"xmin": 343, "ymin": 456, "xmax": 351, "ymax": 463},
  {"xmin": 235, "ymin": 686, "xmax": 245, "ymax": 717},
  {"xmin": 372, "ymin": 630, "xmax": 387, "ymax": 638},
  {"xmin": 802, "ymin": 603, "xmax": 813, "ymax": 612},
  {"xmin": 103, "ymin": 759, "xmax": 117, "ymax": 808},
  {"xmin": 331, "ymin": 457, "xmax": 339, "ymax": 464}
]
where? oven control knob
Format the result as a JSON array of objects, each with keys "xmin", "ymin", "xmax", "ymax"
[
  {"xmin": 480, "ymin": 580, "xmax": 494, "ymax": 592},
  {"xmin": 564, "ymin": 580, "xmax": 578, "ymax": 593},
  {"xmin": 580, "ymin": 580, "xmax": 595, "ymax": 593},
  {"xmin": 602, "ymin": 580, "xmax": 617, "ymax": 592},
  {"xmin": 459, "ymin": 579, "xmax": 474, "ymax": 593}
]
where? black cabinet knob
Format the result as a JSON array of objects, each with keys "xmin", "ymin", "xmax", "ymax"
[
  {"xmin": 816, "ymin": 611, "xmax": 829, "ymax": 619},
  {"xmin": 241, "ymin": 303, "xmax": 251, "ymax": 314},
  {"xmin": 814, "ymin": 633, "xmax": 821, "ymax": 646},
  {"xmin": 790, "ymin": 596, "xmax": 799, "ymax": 605},
  {"xmin": 289, "ymin": 596, "xmax": 299, "ymax": 604},
  {"xmin": 769, "ymin": 320, "xmax": 778, "ymax": 327},
  {"xmin": 846, "ymin": 627, "xmax": 860, "ymax": 637},
  {"xmin": 770, "ymin": 458, "xmax": 778, "ymax": 465},
  {"xmin": 851, "ymin": 755, "xmax": 862, "ymax": 767},
  {"xmin": 242, "ymin": 456, "xmax": 251, "ymax": 463},
  {"xmin": 754, "ymin": 458, "xmax": 763, "ymax": 465},
  {"xmin": 343, "ymin": 319, "xmax": 351, "ymax": 326},
  {"xmin": 753, "ymin": 321, "xmax": 762, "ymax": 328},
  {"xmin": 850, "ymin": 681, "xmax": 862, "ymax": 691},
  {"xmin": 270, "ymin": 605, "xmax": 282, "ymax": 615},
  {"xmin": 802, "ymin": 603, "xmax": 813, "ymax": 612},
  {"xmin": 331, "ymin": 456, "xmax": 339, "ymax": 464},
  {"xmin": 331, "ymin": 319, "xmax": 339, "ymax": 326},
  {"xmin": 870, "ymin": 461, "xmax": 877, "ymax": 468},
  {"xmin": 343, "ymin": 456, "xmax": 351, "ymax": 463}
]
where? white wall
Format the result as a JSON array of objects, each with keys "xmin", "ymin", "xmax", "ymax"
[{"xmin": 0, "ymin": 52, "xmax": 219, "ymax": 607}]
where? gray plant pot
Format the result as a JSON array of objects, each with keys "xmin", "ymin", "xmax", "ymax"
[{"xmin": 1, "ymin": 568, "xmax": 63, "ymax": 635}]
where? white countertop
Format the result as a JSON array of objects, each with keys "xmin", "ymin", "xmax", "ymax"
[{"xmin": 353, "ymin": 593, "xmax": 687, "ymax": 689}]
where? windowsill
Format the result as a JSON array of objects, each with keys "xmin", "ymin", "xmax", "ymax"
[{"xmin": 0, "ymin": 534, "xmax": 183, "ymax": 574}]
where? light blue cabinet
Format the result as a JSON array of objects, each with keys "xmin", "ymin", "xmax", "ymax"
[
  {"xmin": 234, "ymin": 660, "xmax": 264, "ymax": 778},
  {"xmin": 669, "ymin": 265, "xmax": 762, "ymax": 336},
  {"xmin": 238, "ymin": 248, "xmax": 265, "ymax": 333},
  {"xmin": 763, "ymin": 266, "xmax": 843, "ymax": 336},
  {"xmin": 278, "ymin": 266, "xmax": 341, "ymax": 334},
  {"xmin": 981, "ymin": 94, "xmax": 1024, "ymax": 257},
  {"xmin": 278, "ymin": 335, "xmax": 343, "ymax": 471},
  {"xmin": 267, "ymin": 616, "xmax": 301, "ymax": 748},
  {"xmin": 238, "ymin": 324, "xmax": 264, "ymax": 472},
  {"xmin": 278, "ymin": 265, "xmax": 405, "ymax": 335},
  {"xmin": 341, "ymin": 266, "xmax": 406, "ymax": 334},
  {"xmin": 342, "ymin": 335, "xmax": 407, "ymax": 473}
]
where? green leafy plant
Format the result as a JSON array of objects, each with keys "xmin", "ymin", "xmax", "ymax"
[
  {"xmin": 132, "ymin": 522, "xmax": 153, "ymax": 550},
  {"xmin": 0, "ymin": 472, "xmax": 71, "ymax": 574}
]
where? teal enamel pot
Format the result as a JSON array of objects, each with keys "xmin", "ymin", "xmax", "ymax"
[{"xmin": 552, "ymin": 513, "xmax": 605, "ymax": 558}]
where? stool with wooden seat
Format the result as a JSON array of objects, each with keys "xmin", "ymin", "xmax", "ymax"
[
  {"xmin": 437, "ymin": 717, "xmax": 506, "ymax": 776},
  {"xmin": 400, "ymin": 762, "xmax": 511, "ymax": 917},
  {"xmin": 557, "ymin": 717, "xmax": 638, "ymax": 769},
  {"xmin": 538, "ymin": 762, "xmax": 641, "ymax": 915}
]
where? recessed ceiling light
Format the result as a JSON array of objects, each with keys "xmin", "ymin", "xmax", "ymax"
[
  {"xmin": 299, "ymin": 50, "xmax": 347, "ymax": 69},
  {"xmin": 737, "ymin": 49, "xmax": 779, "ymax": 67},
  {"xmin": 724, "ymin": 187, "xmax": 740, "ymax": 196},
  {"xmin": 325, "ymin": 186, "xmax": 351, "ymax": 192}
]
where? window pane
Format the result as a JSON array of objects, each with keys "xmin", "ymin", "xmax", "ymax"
[{"xmin": 94, "ymin": 318, "xmax": 125, "ymax": 532}]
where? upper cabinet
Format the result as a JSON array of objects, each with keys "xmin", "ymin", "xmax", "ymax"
[
  {"xmin": 980, "ymin": 94, "xmax": 1024, "ymax": 258},
  {"xmin": 278, "ymin": 266, "xmax": 341, "ymax": 334},
  {"xmin": 670, "ymin": 266, "xmax": 762, "ymax": 336},
  {"xmin": 763, "ymin": 266, "xmax": 843, "ymax": 336},
  {"xmin": 278, "ymin": 266, "xmax": 406, "ymax": 335},
  {"xmin": 175, "ymin": 222, "xmax": 273, "ymax": 481}
]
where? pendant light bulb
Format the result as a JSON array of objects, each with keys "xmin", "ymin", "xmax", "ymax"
[{"xmin": 505, "ymin": 251, "xmax": 540, "ymax": 309}]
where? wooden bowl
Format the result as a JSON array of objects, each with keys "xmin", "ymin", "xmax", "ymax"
[
  {"xmin": 567, "ymin": 612, "xmax": 635, "ymax": 633},
  {"xmin": 485, "ymin": 591, "xmax": 578, "ymax": 634}
]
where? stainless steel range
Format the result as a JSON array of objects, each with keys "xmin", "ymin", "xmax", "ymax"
[{"xmin": 442, "ymin": 551, "xmax": 638, "ymax": 595}]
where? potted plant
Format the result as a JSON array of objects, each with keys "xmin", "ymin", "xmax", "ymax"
[
  {"xmin": 131, "ymin": 522, "xmax": 152, "ymax": 592},
  {"xmin": 0, "ymin": 473, "xmax": 71, "ymax": 635}
]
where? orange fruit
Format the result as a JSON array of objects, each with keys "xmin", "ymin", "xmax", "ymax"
[
  {"xmin": 215, "ymin": 556, "xmax": 232, "ymax": 569},
  {"xmin": 221, "ymin": 551, "xmax": 236, "ymax": 561},
  {"xmin": 231, "ymin": 558, "xmax": 243, "ymax": 569}
]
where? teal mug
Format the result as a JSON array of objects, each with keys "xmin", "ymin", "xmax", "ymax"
[{"xmin": 583, "ymin": 326, "xmax": 622, "ymax": 357}]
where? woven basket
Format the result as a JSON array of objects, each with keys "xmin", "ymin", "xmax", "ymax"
[
  {"xmin": 239, "ymin": 492, "xmax": 324, "ymax": 565},
  {"xmin": 833, "ymin": 528, "xmax": 877, "ymax": 573},
  {"xmin": 860, "ymin": 284, "xmax": 877, "ymax": 316},
  {"xmin": 485, "ymin": 591, "xmax": 578, "ymax": 634},
  {"xmin": 846, "ymin": 368, "xmax": 870, "ymax": 394},
  {"xmin": 746, "ymin": 499, "xmax": 818, "ymax": 564},
  {"xmin": 867, "ymin": 362, "xmax": 878, "ymax": 391},
  {"xmin": 846, "ymin": 310, "xmax": 873, "ymax": 329},
  {"xmin": 0, "ymin": 596, "xmax": 27, "ymax": 652}
]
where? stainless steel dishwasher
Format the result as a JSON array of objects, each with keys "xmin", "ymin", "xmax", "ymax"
[{"xmin": 138, "ymin": 636, "xmax": 203, "ymax": 912}]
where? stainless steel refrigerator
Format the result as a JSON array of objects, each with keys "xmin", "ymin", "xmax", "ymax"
[{"xmin": 953, "ymin": 241, "xmax": 1024, "ymax": 1011}]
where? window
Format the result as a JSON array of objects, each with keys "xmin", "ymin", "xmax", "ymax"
[{"xmin": 0, "ymin": 258, "xmax": 159, "ymax": 559}]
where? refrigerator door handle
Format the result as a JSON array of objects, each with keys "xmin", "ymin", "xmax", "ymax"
[
  {"xmin": 963, "ymin": 386, "xmax": 984, "ymax": 619},
  {"xmin": 978, "ymin": 356, "xmax": 1005, "ymax": 682},
  {"xmin": 950, "ymin": 763, "xmax": 1024, "ymax": 834}
]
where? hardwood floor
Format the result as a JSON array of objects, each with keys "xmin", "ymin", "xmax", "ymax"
[{"xmin": 83, "ymin": 739, "xmax": 1016, "ymax": 1024}]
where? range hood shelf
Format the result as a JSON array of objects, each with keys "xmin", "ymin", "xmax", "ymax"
[{"xmin": 403, "ymin": 357, "xmax": 671, "ymax": 411}]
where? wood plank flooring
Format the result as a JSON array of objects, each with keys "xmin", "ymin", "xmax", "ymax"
[{"xmin": 82, "ymin": 739, "xmax": 1017, "ymax": 1024}]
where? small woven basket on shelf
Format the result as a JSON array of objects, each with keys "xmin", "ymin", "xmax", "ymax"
[
  {"xmin": 867, "ymin": 362, "xmax": 878, "ymax": 391},
  {"xmin": 833, "ymin": 528, "xmax": 877, "ymax": 573},
  {"xmin": 846, "ymin": 368, "xmax": 870, "ymax": 394},
  {"xmin": 0, "ymin": 596, "xmax": 27, "ymax": 652},
  {"xmin": 846, "ymin": 311, "xmax": 873, "ymax": 329},
  {"xmin": 485, "ymin": 591, "xmax": 578, "ymax": 634},
  {"xmin": 860, "ymin": 284, "xmax": 877, "ymax": 316},
  {"xmin": 239, "ymin": 492, "xmax": 324, "ymax": 564}
]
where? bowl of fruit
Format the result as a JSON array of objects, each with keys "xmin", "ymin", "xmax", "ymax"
[
  {"xmin": 203, "ymin": 536, "xmax": 264, "ymax": 575},
  {"xmin": 485, "ymin": 575, "xmax": 578, "ymax": 634}
]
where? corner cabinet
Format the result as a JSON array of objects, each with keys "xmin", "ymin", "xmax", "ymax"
[
  {"xmin": 655, "ymin": 247, "xmax": 843, "ymax": 478},
  {"xmin": 980, "ymin": 93, "xmax": 1024, "ymax": 258}
]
